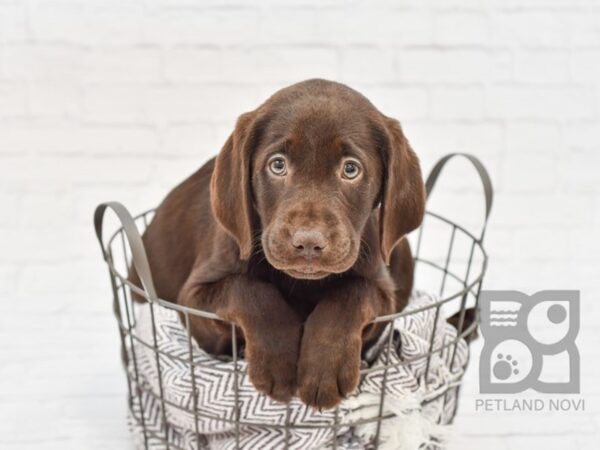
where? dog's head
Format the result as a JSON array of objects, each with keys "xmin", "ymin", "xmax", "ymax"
[{"xmin": 211, "ymin": 79, "xmax": 425, "ymax": 279}]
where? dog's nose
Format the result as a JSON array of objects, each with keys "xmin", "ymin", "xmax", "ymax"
[{"xmin": 292, "ymin": 229, "xmax": 327, "ymax": 259}]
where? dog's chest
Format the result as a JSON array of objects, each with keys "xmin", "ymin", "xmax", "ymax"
[{"xmin": 273, "ymin": 273, "xmax": 352, "ymax": 319}]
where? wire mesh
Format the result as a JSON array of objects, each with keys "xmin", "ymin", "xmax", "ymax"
[{"xmin": 95, "ymin": 153, "xmax": 491, "ymax": 450}]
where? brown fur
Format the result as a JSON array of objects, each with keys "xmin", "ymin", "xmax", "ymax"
[{"xmin": 130, "ymin": 79, "xmax": 425, "ymax": 409}]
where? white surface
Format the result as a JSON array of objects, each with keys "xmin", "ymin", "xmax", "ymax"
[{"xmin": 1, "ymin": 1, "xmax": 600, "ymax": 449}]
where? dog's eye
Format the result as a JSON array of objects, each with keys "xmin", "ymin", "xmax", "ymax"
[
  {"xmin": 269, "ymin": 157, "xmax": 287, "ymax": 176},
  {"xmin": 342, "ymin": 160, "xmax": 361, "ymax": 180}
]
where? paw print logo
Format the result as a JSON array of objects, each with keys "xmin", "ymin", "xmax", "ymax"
[
  {"xmin": 493, "ymin": 354, "xmax": 519, "ymax": 380},
  {"xmin": 484, "ymin": 339, "xmax": 531, "ymax": 385},
  {"xmin": 480, "ymin": 291, "xmax": 580, "ymax": 394}
]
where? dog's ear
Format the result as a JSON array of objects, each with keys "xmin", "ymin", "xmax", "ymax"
[
  {"xmin": 379, "ymin": 118, "xmax": 426, "ymax": 265},
  {"xmin": 210, "ymin": 112, "xmax": 259, "ymax": 260}
]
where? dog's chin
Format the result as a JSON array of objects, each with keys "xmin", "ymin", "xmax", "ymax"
[
  {"xmin": 283, "ymin": 268, "xmax": 332, "ymax": 280},
  {"xmin": 263, "ymin": 252, "xmax": 357, "ymax": 280}
]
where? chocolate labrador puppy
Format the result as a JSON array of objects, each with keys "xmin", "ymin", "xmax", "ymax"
[{"xmin": 131, "ymin": 79, "xmax": 425, "ymax": 409}]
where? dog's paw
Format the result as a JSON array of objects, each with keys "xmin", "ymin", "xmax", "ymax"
[
  {"xmin": 297, "ymin": 333, "xmax": 362, "ymax": 410},
  {"xmin": 244, "ymin": 328, "xmax": 300, "ymax": 403}
]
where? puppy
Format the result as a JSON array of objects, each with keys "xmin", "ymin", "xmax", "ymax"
[{"xmin": 131, "ymin": 79, "xmax": 425, "ymax": 409}]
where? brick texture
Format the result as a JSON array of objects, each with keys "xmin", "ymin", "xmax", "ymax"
[{"xmin": 1, "ymin": 1, "xmax": 600, "ymax": 449}]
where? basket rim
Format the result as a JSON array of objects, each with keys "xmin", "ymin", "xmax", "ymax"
[{"xmin": 103, "ymin": 207, "xmax": 488, "ymax": 325}]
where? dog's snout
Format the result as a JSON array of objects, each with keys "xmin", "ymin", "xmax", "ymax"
[{"xmin": 292, "ymin": 229, "xmax": 327, "ymax": 259}]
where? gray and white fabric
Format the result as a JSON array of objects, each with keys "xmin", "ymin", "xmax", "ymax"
[{"xmin": 128, "ymin": 291, "xmax": 468, "ymax": 450}]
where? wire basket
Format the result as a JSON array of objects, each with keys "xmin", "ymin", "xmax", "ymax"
[{"xmin": 95, "ymin": 153, "xmax": 492, "ymax": 450}]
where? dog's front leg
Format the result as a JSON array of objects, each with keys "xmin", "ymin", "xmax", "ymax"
[
  {"xmin": 297, "ymin": 277, "xmax": 394, "ymax": 410},
  {"xmin": 178, "ymin": 273, "xmax": 302, "ymax": 403}
]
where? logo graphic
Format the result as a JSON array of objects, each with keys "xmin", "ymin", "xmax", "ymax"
[{"xmin": 479, "ymin": 290, "xmax": 580, "ymax": 394}]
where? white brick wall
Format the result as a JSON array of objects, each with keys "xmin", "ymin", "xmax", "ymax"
[{"xmin": 1, "ymin": 1, "xmax": 600, "ymax": 449}]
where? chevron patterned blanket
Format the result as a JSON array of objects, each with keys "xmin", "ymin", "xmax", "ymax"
[{"xmin": 128, "ymin": 291, "xmax": 468, "ymax": 450}]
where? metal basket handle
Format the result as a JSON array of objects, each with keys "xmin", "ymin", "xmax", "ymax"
[
  {"xmin": 94, "ymin": 201, "xmax": 158, "ymax": 301},
  {"xmin": 424, "ymin": 153, "xmax": 493, "ymax": 242}
]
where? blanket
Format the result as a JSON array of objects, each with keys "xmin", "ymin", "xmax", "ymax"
[{"xmin": 127, "ymin": 291, "xmax": 468, "ymax": 450}]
